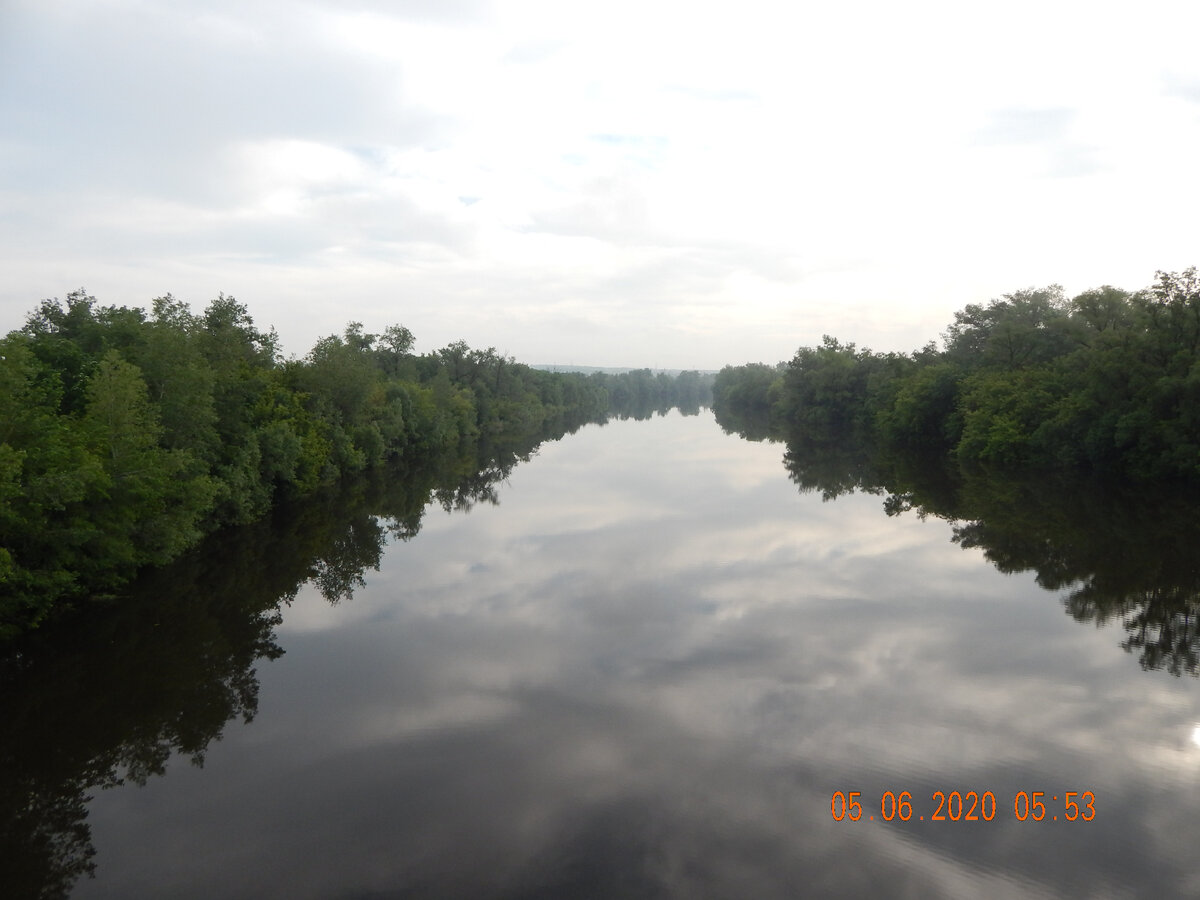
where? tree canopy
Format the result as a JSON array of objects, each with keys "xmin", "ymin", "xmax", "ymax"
[
  {"xmin": 0, "ymin": 292, "xmax": 713, "ymax": 637},
  {"xmin": 714, "ymin": 267, "xmax": 1200, "ymax": 481}
]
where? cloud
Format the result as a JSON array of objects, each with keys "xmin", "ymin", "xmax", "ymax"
[
  {"xmin": 974, "ymin": 108, "xmax": 1076, "ymax": 145},
  {"xmin": 1165, "ymin": 73, "xmax": 1200, "ymax": 106},
  {"xmin": 525, "ymin": 175, "xmax": 651, "ymax": 244},
  {"xmin": 969, "ymin": 107, "xmax": 1105, "ymax": 179},
  {"xmin": 502, "ymin": 38, "xmax": 569, "ymax": 65},
  {"xmin": 342, "ymin": 0, "xmax": 491, "ymax": 20},
  {"xmin": 664, "ymin": 84, "xmax": 759, "ymax": 103},
  {"xmin": 0, "ymin": 1, "xmax": 450, "ymax": 205},
  {"xmin": 2, "ymin": 0, "xmax": 1200, "ymax": 366}
]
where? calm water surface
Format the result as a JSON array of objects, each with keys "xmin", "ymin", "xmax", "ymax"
[{"xmin": 46, "ymin": 412, "xmax": 1200, "ymax": 896}]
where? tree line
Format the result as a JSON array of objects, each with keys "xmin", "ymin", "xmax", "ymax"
[
  {"xmin": 0, "ymin": 290, "xmax": 712, "ymax": 636},
  {"xmin": 713, "ymin": 268, "xmax": 1200, "ymax": 480}
]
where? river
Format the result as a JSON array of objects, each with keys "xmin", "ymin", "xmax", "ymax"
[{"xmin": 6, "ymin": 409, "xmax": 1200, "ymax": 898}]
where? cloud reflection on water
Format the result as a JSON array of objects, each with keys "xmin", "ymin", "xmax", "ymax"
[{"xmin": 78, "ymin": 411, "xmax": 1200, "ymax": 899}]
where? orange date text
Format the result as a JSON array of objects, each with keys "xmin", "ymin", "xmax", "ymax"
[{"xmin": 830, "ymin": 790, "xmax": 1095, "ymax": 823}]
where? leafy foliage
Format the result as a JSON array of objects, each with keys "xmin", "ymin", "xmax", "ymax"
[
  {"xmin": 0, "ymin": 292, "xmax": 712, "ymax": 637},
  {"xmin": 715, "ymin": 267, "xmax": 1200, "ymax": 481}
]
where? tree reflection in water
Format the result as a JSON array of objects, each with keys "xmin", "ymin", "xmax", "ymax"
[
  {"xmin": 728, "ymin": 414, "xmax": 1200, "ymax": 680},
  {"xmin": 9, "ymin": 403, "xmax": 1200, "ymax": 897},
  {"xmin": 0, "ymin": 420, "xmax": 587, "ymax": 899}
]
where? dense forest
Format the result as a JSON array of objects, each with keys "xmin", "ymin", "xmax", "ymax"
[
  {"xmin": 711, "ymin": 267, "xmax": 1200, "ymax": 682},
  {"xmin": 713, "ymin": 268, "xmax": 1200, "ymax": 480},
  {"xmin": 0, "ymin": 290, "xmax": 712, "ymax": 637}
]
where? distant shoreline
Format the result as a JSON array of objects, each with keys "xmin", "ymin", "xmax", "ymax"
[{"xmin": 533, "ymin": 364, "xmax": 719, "ymax": 376}]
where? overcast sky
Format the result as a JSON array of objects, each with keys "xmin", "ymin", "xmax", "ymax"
[{"xmin": 2, "ymin": 0, "xmax": 1199, "ymax": 368}]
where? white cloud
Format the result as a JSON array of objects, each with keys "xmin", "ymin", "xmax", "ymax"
[{"xmin": 2, "ymin": 0, "xmax": 1200, "ymax": 367}]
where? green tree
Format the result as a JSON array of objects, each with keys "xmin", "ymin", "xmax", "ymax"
[
  {"xmin": 0, "ymin": 336, "xmax": 107, "ymax": 632},
  {"xmin": 82, "ymin": 350, "xmax": 216, "ymax": 570},
  {"xmin": 943, "ymin": 286, "xmax": 1073, "ymax": 371}
]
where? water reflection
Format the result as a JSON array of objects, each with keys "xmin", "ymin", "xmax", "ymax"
[
  {"xmin": 5, "ymin": 410, "xmax": 1200, "ymax": 898},
  {"xmin": 756, "ymin": 421, "xmax": 1200, "ymax": 679},
  {"xmin": 0, "ymin": 419, "xmax": 594, "ymax": 899}
]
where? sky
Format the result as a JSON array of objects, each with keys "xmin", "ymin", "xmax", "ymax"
[{"xmin": 2, "ymin": 0, "xmax": 1199, "ymax": 369}]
